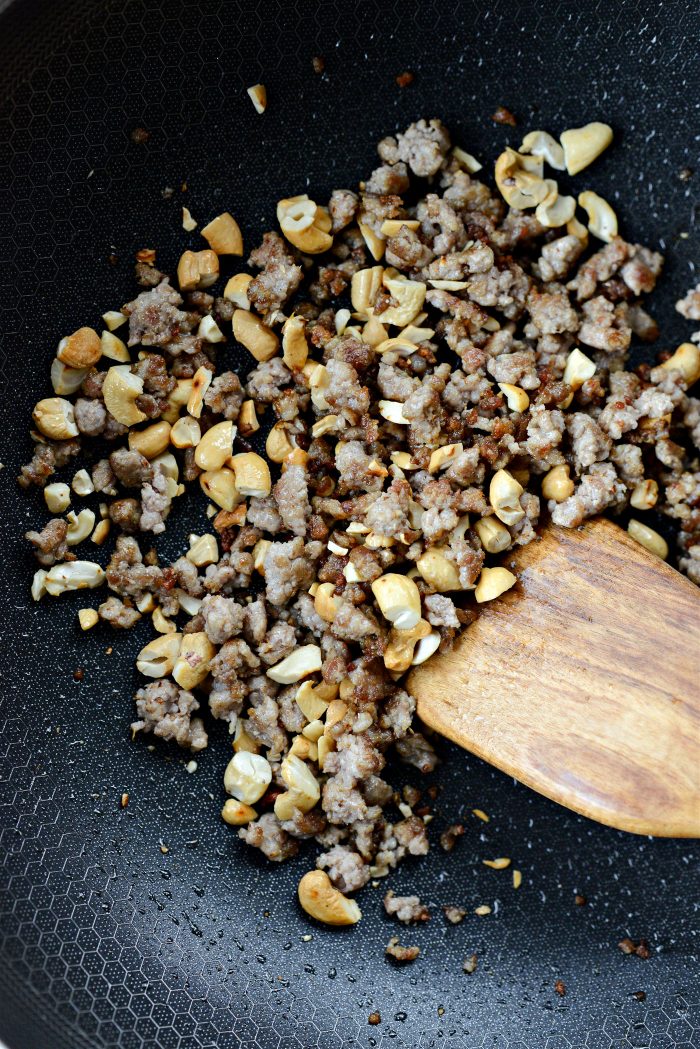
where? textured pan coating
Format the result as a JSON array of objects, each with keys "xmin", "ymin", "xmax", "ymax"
[{"xmin": 1, "ymin": 2, "xmax": 699, "ymax": 1048}]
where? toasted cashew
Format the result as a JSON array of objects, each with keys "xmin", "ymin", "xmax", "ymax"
[
  {"xmin": 33, "ymin": 397, "xmax": 79, "ymax": 440},
  {"xmin": 57, "ymin": 327, "xmax": 101, "ymax": 369},
  {"xmin": 561, "ymin": 122, "xmax": 613, "ymax": 175},
  {"xmin": 136, "ymin": 633, "xmax": 182, "ymax": 677},
  {"xmin": 172, "ymin": 632, "xmax": 216, "ymax": 689},
  {"xmin": 103, "ymin": 366, "xmax": 147, "ymax": 426},
  {"xmin": 297, "ymin": 870, "xmax": 361, "ymax": 925},
  {"xmin": 201, "ymin": 212, "xmax": 243, "ymax": 255}
]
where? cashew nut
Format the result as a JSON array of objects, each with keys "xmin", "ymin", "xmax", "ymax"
[
  {"xmin": 282, "ymin": 314, "xmax": 309, "ymax": 370},
  {"xmin": 102, "ymin": 366, "xmax": 147, "ymax": 426},
  {"xmin": 384, "ymin": 618, "xmax": 432, "ymax": 673},
  {"xmin": 100, "ymin": 330, "xmax": 130, "ymax": 362},
  {"xmin": 172, "ymin": 631, "xmax": 216, "ymax": 690},
  {"xmin": 578, "ymin": 190, "xmax": 618, "ymax": 243},
  {"xmin": 495, "ymin": 148, "xmax": 549, "ymax": 209},
  {"xmin": 381, "ymin": 273, "xmax": 427, "ymax": 328},
  {"xmin": 44, "ymin": 482, "xmax": 71, "ymax": 513},
  {"xmin": 520, "ymin": 130, "xmax": 566, "ymax": 171},
  {"xmin": 66, "ymin": 508, "xmax": 96, "ymax": 546},
  {"xmin": 33, "ymin": 397, "xmax": 79, "ymax": 440},
  {"xmin": 224, "ymin": 751, "xmax": 272, "ymax": 804},
  {"xmin": 57, "ymin": 327, "xmax": 102, "ymax": 369},
  {"xmin": 560, "ymin": 121, "xmax": 613, "ymax": 175},
  {"xmin": 50, "ymin": 359, "xmax": 89, "ymax": 395},
  {"xmin": 223, "ymin": 272, "xmax": 253, "ymax": 308},
  {"xmin": 232, "ymin": 309, "xmax": 279, "ymax": 362},
  {"xmin": 230, "ymin": 452, "xmax": 271, "ymax": 497},
  {"xmin": 128, "ymin": 420, "xmax": 171, "ymax": 459},
  {"xmin": 657, "ymin": 343, "xmax": 700, "ymax": 387},
  {"xmin": 194, "ymin": 420, "xmax": 235, "ymax": 471},
  {"xmin": 371, "ymin": 574, "xmax": 422, "ymax": 629},
  {"xmin": 416, "ymin": 548, "xmax": 461, "ymax": 593},
  {"xmin": 297, "ymin": 870, "xmax": 362, "ymax": 926},
  {"xmin": 489, "ymin": 469, "xmax": 525, "ymax": 525},
  {"xmin": 247, "ymin": 83, "xmax": 267, "ymax": 114},
  {"xmin": 267, "ymin": 645, "xmax": 323, "ymax": 684},
  {"xmin": 200, "ymin": 212, "xmax": 243, "ymax": 255},
  {"xmin": 177, "ymin": 249, "xmax": 220, "ymax": 291},
  {"xmin": 474, "ymin": 516, "xmax": 512, "ymax": 553},
  {"xmin": 136, "ymin": 633, "xmax": 182, "ymax": 677},
  {"xmin": 475, "ymin": 566, "xmax": 517, "ymax": 603},
  {"xmin": 351, "ymin": 265, "xmax": 384, "ymax": 316},
  {"xmin": 170, "ymin": 415, "xmax": 201, "ymax": 449}
]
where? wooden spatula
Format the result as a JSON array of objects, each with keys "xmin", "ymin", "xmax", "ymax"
[{"xmin": 408, "ymin": 517, "xmax": 700, "ymax": 837}]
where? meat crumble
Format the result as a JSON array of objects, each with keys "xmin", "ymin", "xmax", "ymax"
[{"xmin": 21, "ymin": 117, "xmax": 700, "ymax": 928}]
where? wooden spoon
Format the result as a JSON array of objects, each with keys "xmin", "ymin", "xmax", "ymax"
[{"xmin": 408, "ymin": 517, "xmax": 700, "ymax": 837}]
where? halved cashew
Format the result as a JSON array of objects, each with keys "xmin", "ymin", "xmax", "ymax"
[
  {"xmin": 428, "ymin": 279, "xmax": 469, "ymax": 291},
  {"xmin": 371, "ymin": 574, "xmax": 421, "ymax": 629},
  {"xmin": 224, "ymin": 272, "xmax": 253, "ymax": 308},
  {"xmin": 381, "ymin": 273, "xmax": 426, "ymax": 327},
  {"xmin": 51, "ymin": 359, "xmax": 89, "ymax": 395},
  {"xmin": 177, "ymin": 249, "xmax": 220, "ymax": 291},
  {"xmin": 129, "ymin": 420, "xmax": 171, "ymax": 459},
  {"xmin": 475, "ymin": 566, "xmax": 517, "ymax": 603},
  {"xmin": 224, "ymin": 751, "xmax": 272, "ymax": 804},
  {"xmin": 187, "ymin": 365, "xmax": 213, "ymax": 418},
  {"xmin": 452, "ymin": 145, "xmax": 483, "ymax": 173},
  {"xmin": 351, "ymin": 265, "xmax": 384, "ymax": 316},
  {"xmin": 535, "ymin": 184, "xmax": 576, "ymax": 228},
  {"xmin": 238, "ymin": 399, "xmax": 260, "ymax": 435},
  {"xmin": 314, "ymin": 582, "xmax": 339, "ymax": 622},
  {"xmin": 45, "ymin": 559, "xmax": 105, "ymax": 596},
  {"xmin": 274, "ymin": 755, "xmax": 321, "ymax": 819},
  {"xmin": 280, "ymin": 211, "xmax": 333, "ymax": 254},
  {"xmin": 627, "ymin": 519, "xmax": 668, "ymax": 560},
  {"xmin": 200, "ymin": 212, "xmax": 243, "ymax": 255},
  {"xmin": 195, "ymin": 420, "xmax": 235, "ymax": 471},
  {"xmin": 312, "ymin": 415, "xmax": 339, "ymax": 437},
  {"xmin": 198, "ymin": 315, "xmax": 225, "ymax": 343},
  {"xmin": 170, "ymin": 415, "xmax": 201, "ymax": 449},
  {"xmin": 378, "ymin": 399, "xmax": 409, "ymax": 424},
  {"xmin": 563, "ymin": 347, "xmax": 596, "ymax": 391},
  {"xmin": 91, "ymin": 519, "xmax": 110, "ymax": 545},
  {"xmin": 489, "ymin": 469, "xmax": 525, "ymax": 525},
  {"xmin": 375, "ymin": 336, "xmax": 420, "ymax": 356},
  {"xmin": 567, "ymin": 215, "xmax": 589, "ymax": 243},
  {"xmin": 474, "ymin": 516, "xmax": 512, "ymax": 553},
  {"xmin": 335, "ymin": 308, "xmax": 352, "ymax": 335},
  {"xmin": 230, "ymin": 452, "xmax": 271, "ymax": 497},
  {"xmin": 247, "ymin": 83, "xmax": 267, "ymax": 114},
  {"xmin": 495, "ymin": 148, "xmax": 549, "ymax": 209},
  {"xmin": 102, "ymin": 310, "xmax": 126, "ymax": 331},
  {"xmin": 578, "ymin": 190, "xmax": 618, "ymax": 242},
  {"xmin": 152, "ymin": 607, "xmax": 176, "ymax": 634},
  {"xmin": 498, "ymin": 383, "xmax": 530, "ymax": 412},
  {"xmin": 282, "ymin": 315, "xmax": 309, "ymax": 370},
  {"xmin": 232, "ymin": 309, "xmax": 279, "ymax": 362},
  {"xmin": 383, "ymin": 618, "xmax": 432, "ymax": 673},
  {"xmin": 175, "ymin": 590, "xmax": 202, "ymax": 616},
  {"xmin": 358, "ymin": 221, "xmax": 385, "ymax": 261},
  {"xmin": 520, "ymin": 130, "xmax": 566, "ymax": 171},
  {"xmin": 428, "ymin": 443, "xmax": 463, "ymax": 473},
  {"xmin": 657, "ymin": 343, "xmax": 700, "ymax": 386},
  {"xmin": 136, "ymin": 633, "xmax": 182, "ymax": 678},
  {"xmin": 78, "ymin": 608, "xmax": 99, "ymax": 631},
  {"xmin": 560, "ymin": 121, "xmax": 613, "ymax": 175},
  {"xmin": 33, "ymin": 398, "xmax": 79, "ymax": 440},
  {"xmin": 66, "ymin": 509, "xmax": 96, "ymax": 545},
  {"xmin": 416, "ymin": 548, "xmax": 461, "ymax": 592},
  {"xmin": 411, "ymin": 631, "xmax": 441, "ymax": 666},
  {"xmin": 297, "ymin": 870, "xmax": 362, "ymax": 926},
  {"xmin": 199, "ymin": 468, "xmax": 240, "ymax": 511},
  {"xmin": 100, "ymin": 330, "xmax": 130, "ymax": 362},
  {"xmin": 380, "ymin": 218, "xmax": 421, "ymax": 237},
  {"xmin": 295, "ymin": 680, "xmax": 330, "ymax": 721},
  {"xmin": 267, "ymin": 645, "xmax": 323, "ymax": 684},
  {"xmin": 57, "ymin": 327, "xmax": 102, "ymax": 369},
  {"xmin": 44, "ymin": 482, "xmax": 71, "ymax": 513},
  {"xmin": 266, "ymin": 421, "xmax": 295, "ymax": 462},
  {"xmin": 309, "ymin": 364, "xmax": 331, "ymax": 410},
  {"xmin": 277, "ymin": 194, "xmax": 317, "ymax": 231},
  {"xmin": 221, "ymin": 799, "xmax": 257, "ymax": 825},
  {"xmin": 172, "ymin": 631, "xmax": 216, "ymax": 690},
  {"xmin": 103, "ymin": 366, "xmax": 147, "ymax": 426},
  {"xmin": 186, "ymin": 533, "xmax": 219, "ymax": 567},
  {"xmin": 72, "ymin": 469, "xmax": 94, "ymax": 496}
]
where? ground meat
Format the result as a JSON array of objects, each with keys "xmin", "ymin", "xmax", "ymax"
[
  {"xmin": 18, "ymin": 438, "xmax": 80, "ymax": 489},
  {"xmin": 92, "ymin": 458, "xmax": 116, "ymax": 495},
  {"xmin": 423, "ymin": 594, "xmax": 460, "ymax": 628},
  {"xmin": 331, "ymin": 600, "xmax": 378, "ymax": 642},
  {"xmin": 204, "ymin": 371, "xmax": 244, "ymax": 420},
  {"xmin": 335, "ymin": 440, "xmax": 385, "ymax": 493},
  {"xmin": 578, "ymin": 295, "xmax": 631, "ymax": 353},
  {"xmin": 74, "ymin": 397, "xmax": 107, "ymax": 436},
  {"xmin": 273, "ymin": 465, "xmax": 311, "ymax": 536},
  {"xmin": 395, "ymin": 734, "xmax": 439, "ymax": 773},
  {"xmin": 98, "ymin": 596, "xmax": 141, "ymax": 629},
  {"xmin": 238, "ymin": 814, "xmax": 298, "ymax": 862},
  {"xmin": 133, "ymin": 353, "xmax": 176, "ymax": 397},
  {"xmin": 393, "ymin": 118, "xmax": 451, "ymax": 177},
  {"xmin": 620, "ymin": 245, "xmax": 663, "ymax": 296},
  {"xmin": 105, "ymin": 535, "xmax": 163, "ymax": 599},
  {"xmin": 568, "ymin": 238, "xmax": 630, "ymax": 301},
  {"xmin": 325, "ymin": 358, "xmax": 370, "ymax": 419},
  {"xmin": 200, "ymin": 594, "xmax": 245, "ymax": 645},
  {"xmin": 364, "ymin": 480, "xmax": 413, "ymax": 539},
  {"xmin": 443, "ymin": 905, "xmax": 467, "ymax": 924},
  {"xmin": 536, "ymin": 234, "xmax": 585, "ymax": 282},
  {"xmin": 384, "ymin": 890, "xmax": 430, "ymax": 924},
  {"xmin": 264, "ymin": 537, "xmax": 317, "ymax": 606},
  {"xmin": 317, "ymin": 845, "xmax": 370, "ymax": 893},
  {"xmin": 550, "ymin": 462, "xmax": 626, "ymax": 527},
  {"xmin": 524, "ymin": 406, "xmax": 566, "ymax": 468},
  {"xmin": 385, "ymin": 225, "xmax": 434, "ymax": 270},
  {"xmin": 676, "ymin": 281, "xmax": 700, "ymax": 321},
  {"xmin": 247, "ymin": 232, "xmax": 303, "ymax": 312},
  {"xmin": 139, "ymin": 464, "xmax": 172, "ymax": 534},
  {"xmin": 25, "ymin": 518, "xmax": 70, "ymax": 566},
  {"xmin": 243, "ymin": 597, "xmax": 268, "ymax": 645},
  {"xmin": 385, "ymin": 938, "xmax": 420, "ymax": 963},
  {"xmin": 132, "ymin": 679, "xmax": 208, "ymax": 750},
  {"xmin": 247, "ymin": 495, "xmax": 283, "ymax": 533},
  {"xmin": 527, "ymin": 285, "xmax": 579, "ymax": 335},
  {"xmin": 123, "ymin": 279, "xmax": 197, "ymax": 349},
  {"xmin": 365, "ymin": 162, "xmax": 410, "ymax": 195},
  {"xmin": 246, "ymin": 357, "xmax": 292, "ymax": 403},
  {"xmin": 329, "ymin": 188, "xmax": 359, "ymax": 232},
  {"xmin": 257, "ymin": 621, "xmax": 297, "ymax": 665},
  {"xmin": 567, "ymin": 413, "xmax": 613, "ymax": 472},
  {"xmin": 110, "ymin": 448, "xmax": 153, "ymax": 487}
]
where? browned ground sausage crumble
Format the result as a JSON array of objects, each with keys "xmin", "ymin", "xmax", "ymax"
[{"xmin": 22, "ymin": 118, "xmax": 700, "ymax": 922}]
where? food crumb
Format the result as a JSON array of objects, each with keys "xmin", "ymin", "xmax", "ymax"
[
  {"xmin": 73, "ymin": 668, "xmax": 84, "ymax": 682},
  {"xmin": 437, "ymin": 1006, "xmax": 445, "ymax": 1017},
  {"xmin": 491, "ymin": 105, "xmax": 517, "ymax": 126},
  {"xmin": 311, "ymin": 55, "xmax": 325, "ymax": 74},
  {"xmin": 618, "ymin": 937, "xmax": 651, "ymax": 959},
  {"xmin": 130, "ymin": 126, "xmax": 151, "ymax": 145},
  {"xmin": 182, "ymin": 207, "xmax": 197, "ymax": 232},
  {"xmin": 679, "ymin": 166, "xmax": 694, "ymax": 182},
  {"xmin": 462, "ymin": 953, "xmax": 478, "ymax": 974},
  {"xmin": 385, "ymin": 937, "xmax": 420, "ymax": 963},
  {"xmin": 512, "ymin": 869, "xmax": 522, "ymax": 889},
  {"xmin": 554, "ymin": 979, "xmax": 566, "ymax": 997},
  {"xmin": 161, "ymin": 186, "xmax": 174, "ymax": 199},
  {"xmin": 159, "ymin": 843, "xmax": 169, "ymax": 854},
  {"xmin": 474, "ymin": 904, "xmax": 492, "ymax": 916},
  {"xmin": 301, "ymin": 934, "xmax": 312, "ymax": 942},
  {"xmin": 185, "ymin": 760, "xmax": 198, "ymax": 773},
  {"xmin": 483, "ymin": 857, "xmax": 511, "ymax": 869},
  {"xmin": 575, "ymin": 893, "xmax": 587, "ymax": 906},
  {"xmin": 395, "ymin": 71, "xmax": 414, "ymax": 88},
  {"xmin": 472, "ymin": 808, "xmax": 489, "ymax": 822},
  {"xmin": 440, "ymin": 823, "xmax": 465, "ymax": 851},
  {"xmin": 120, "ymin": 792, "xmax": 129, "ymax": 808},
  {"xmin": 368, "ymin": 1012, "xmax": 381, "ymax": 1026},
  {"xmin": 632, "ymin": 990, "xmax": 647, "ymax": 1002},
  {"xmin": 443, "ymin": 905, "xmax": 467, "ymax": 925}
]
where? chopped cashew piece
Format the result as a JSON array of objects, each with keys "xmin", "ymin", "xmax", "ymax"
[
  {"xmin": 224, "ymin": 751, "xmax": 272, "ymax": 804},
  {"xmin": 274, "ymin": 754, "xmax": 321, "ymax": 819},
  {"xmin": 45, "ymin": 561, "xmax": 105, "ymax": 596},
  {"xmin": 100, "ymin": 331, "xmax": 131, "ymax": 365},
  {"xmin": 224, "ymin": 272, "xmax": 253, "ymax": 307},
  {"xmin": 489, "ymin": 469, "xmax": 525, "ymax": 525},
  {"xmin": 152, "ymin": 606, "xmax": 176, "ymax": 634},
  {"xmin": 452, "ymin": 145, "xmax": 483, "ymax": 173},
  {"xmin": 230, "ymin": 452, "xmax": 271, "ymax": 497},
  {"xmin": 194, "ymin": 420, "xmax": 235, "ymax": 471},
  {"xmin": 182, "ymin": 206, "xmax": 197, "ymax": 232},
  {"xmin": 172, "ymin": 631, "xmax": 216, "ymax": 689},
  {"xmin": 78, "ymin": 608, "xmax": 99, "ymax": 631},
  {"xmin": 371, "ymin": 574, "xmax": 422, "ymax": 629},
  {"xmin": 238, "ymin": 399, "xmax": 260, "ymax": 435},
  {"xmin": 129, "ymin": 420, "xmax": 171, "ymax": 459},
  {"xmin": 102, "ymin": 366, "xmax": 147, "ymax": 426},
  {"xmin": 563, "ymin": 347, "xmax": 596, "ymax": 391},
  {"xmin": 351, "ymin": 265, "xmax": 384, "ymax": 316},
  {"xmin": 198, "ymin": 314, "xmax": 225, "ymax": 343},
  {"xmin": 314, "ymin": 582, "xmax": 339, "ymax": 622},
  {"xmin": 187, "ymin": 365, "xmax": 213, "ymax": 418},
  {"xmin": 91, "ymin": 519, "xmax": 110, "ymax": 545},
  {"xmin": 186, "ymin": 533, "xmax": 219, "ymax": 567},
  {"xmin": 381, "ymin": 273, "xmax": 427, "ymax": 327},
  {"xmin": 474, "ymin": 516, "xmax": 511, "ymax": 553},
  {"xmin": 416, "ymin": 548, "xmax": 461, "ymax": 592},
  {"xmin": 520, "ymin": 130, "xmax": 566, "ymax": 171},
  {"xmin": 102, "ymin": 310, "xmax": 126, "ymax": 331},
  {"xmin": 136, "ymin": 633, "xmax": 182, "ymax": 678},
  {"xmin": 378, "ymin": 399, "xmax": 409, "ymax": 424},
  {"xmin": 44, "ymin": 482, "xmax": 70, "ymax": 513},
  {"xmin": 170, "ymin": 415, "xmax": 201, "ymax": 449},
  {"xmin": 247, "ymin": 83, "xmax": 267, "ymax": 114},
  {"xmin": 266, "ymin": 421, "xmax": 295, "ymax": 462},
  {"xmin": 51, "ymin": 359, "xmax": 89, "ymax": 395},
  {"xmin": 267, "ymin": 646, "xmax": 323, "ymax": 684},
  {"xmin": 535, "ymin": 184, "xmax": 576, "ymax": 228},
  {"xmin": 200, "ymin": 212, "xmax": 243, "ymax": 255},
  {"xmin": 380, "ymin": 219, "xmax": 421, "ymax": 237},
  {"xmin": 71, "ymin": 469, "xmax": 94, "ymax": 497},
  {"xmin": 221, "ymin": 799, "xmax": 257, "ymax": 826},
  {"xmin": 560, "ymin": 121, "xmax": 613, "ymax": 175},
  {"xmin": 33, "ymin": 398, "xmax": 79, "ymax": 440},
  {"xmin": 297, "ymin": 870, "xmax": 361, "ymax": 926},
  {"xmin": 295, "ymin": 681, "xmax": 330, "ymax": 722},
  {"xmin": 177, "ymin": 249, "xmax": 219, "ymax": 291},
  {"xmin": 57, "ymin": 327, "xmax": 101, "ymax": 369},
  {"xmin": 199, "ymin": 468, "xmax": 240, "ymax": 511},
  {"xmin": 578, "ymin": 190, "xmax": 618, "ymax": 243},
  {"xmin": 66, "ymin": 509, "xmax": 95, "ymax": 546},
  {"xmin": 657, "ymin": 343, "xmax": 700, "ymax": 386},
  {"xmin": 630, "ymin": 479, "xmax": 659, "ymax": 510},
  {"xmin": 627, "ymin": 519, "xmax": 668, "ymax": 560},
  {"xmin": 359, "ymin": 221, "xmax": 386, "ymax": 261},
  {"xmin": 384, "ymin": 618, "xmax": 432, "ymax": 672},
  {"xmin": 495, "ymin": 148, "xmax": 549, "ymax": 209},
  {"xmin": 475, "ymin": 566, "xmax": 517, "ymax": 603},
  {"xmin": 411, "ymin": 631, "xmax": 441, "ymax": 666},
  {"xmin": 498, "ymin": 383, "xmax": 530, "ymax": 412},
  {"xmin": 282, "ymin": 315, "xmax": 309, "ymax": 370},
  {"xmin": 541, "ymin": 464, "xmax": 574, "ymax": 502},
  {"xmin": 31, "ymin": 569, "xmax": 47, "ymax": 601},
  {"xmin": 232, "ymin": 309, "xmax": 279, "ymax": 362},
  {"xmin": 428, "ymin": 443, "xmax": 463, "ymax": 473}
]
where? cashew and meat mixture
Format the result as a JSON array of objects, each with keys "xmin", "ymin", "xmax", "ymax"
[{"xmin": 22, "ymin": 117, "xmax": 700, "ymax": 923}]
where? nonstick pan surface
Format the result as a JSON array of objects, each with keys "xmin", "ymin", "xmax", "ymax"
[{"xmin": 0, "ymin": 2, "xmax": 699, "ymax": 1047}]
